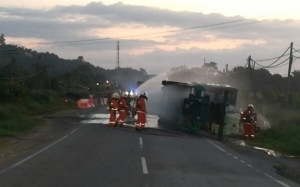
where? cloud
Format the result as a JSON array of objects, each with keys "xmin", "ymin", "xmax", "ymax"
[{"xmin": 0, "ymin": 2, "xmax": 300, "ymax": 75}]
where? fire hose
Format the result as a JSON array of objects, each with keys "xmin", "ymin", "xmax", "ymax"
[{"xmin": 116, "ymin": 126, "xmax": 187, "ymax": 138}]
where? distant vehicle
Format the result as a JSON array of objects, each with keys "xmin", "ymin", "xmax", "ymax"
[{"xmin": 158, "ymin": 80, "xmax": 239, "ymax": 137}]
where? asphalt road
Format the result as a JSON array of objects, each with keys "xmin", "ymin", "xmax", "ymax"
[{"xmin": 0, "ymin": 106, "xmax": 299, "ymax": 187}]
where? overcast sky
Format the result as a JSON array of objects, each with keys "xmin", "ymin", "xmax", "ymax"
[{"xmin": 1, "ymin": 0, "xmax": 300, "ymax": 76}]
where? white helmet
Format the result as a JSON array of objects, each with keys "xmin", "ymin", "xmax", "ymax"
[
  {"xmin": 248, "ymin": 104, "xmax": 254, "ymax": 108},
  {"xmin": 140, "ymin": 91, "xmax": 148, "ymax": 98},
  {"xmin": 112, "ymin": 92, "xmax": 120, "ymax": 99},
  {"xmin": 121, "ymin": 91, "xmax": 128, "ymax": 97}
]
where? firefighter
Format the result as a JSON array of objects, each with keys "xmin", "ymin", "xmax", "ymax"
[
  {"xmin": 135, "ymin": 91, "xmax": 148, "ymax": 131},
  {"xmin": 108, "ymin": 92, "xmax": 120, "ymax": 127},
  {"xmin": 241, "ymin": 104, "xmax": 257, "ymax": 139},
  {"xmin": 116, "ymin": 92, "xmax": 129, "ymax": 127}
]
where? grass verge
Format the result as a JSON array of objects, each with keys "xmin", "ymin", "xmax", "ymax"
[
  {"xmin": 245, "ymin": 107, "xmax": 300, "ymax": 157},
  {"xmin": 246, "ymin": 126, "xmax": 300, "ymax": 157},
  {"xmin": 0, "ymin": 97, "xmax": 77, "ymax": 137}
]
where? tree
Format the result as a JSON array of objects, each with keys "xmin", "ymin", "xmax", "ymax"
[
  {"xmin": 139, "ymin": 68, "xmax": 147, "ymax": 75},
  {"xmin": 201, "ymin": 62, "xmax": 220, "ymax": 76},
  {"xmin": 77, "ymin": 56, "xmax": 84, "ymax": 62},
  {"xmin": 0, "ymin": 34, "xmax": 5, "ymax": 45}
]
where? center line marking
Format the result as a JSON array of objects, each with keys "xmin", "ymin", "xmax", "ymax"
[
  {"xmin": 141, "ymin": 157, "xmax": 148, "ymax": 174},
  {"xmin": 139, "ymin": 137, "xmax": 143, "ymax": 148},
  {"xmin": 247, "ymin": 164, "xmax": 253, "ymax": 168}
]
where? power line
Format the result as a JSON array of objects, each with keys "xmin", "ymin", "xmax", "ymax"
[
  {"xmin": 253, "ymin": 53, "xmax": 290, "ymax": 62},
  {"xmin": 253, "ymin": 57, "xmax": 290, "ymax": 69},
  {"xmin": 51, "ymin": 38, "xmax": 158, "ymax": 49},
  {"xmin": 34, "ymin": 20, "xmax": 261, "ymax": 49},
  {"xmin": 31, "ymin": 18, "xmax": 252, "ymax": 45},
  {"xmin": 251, "ymin": 46, "xmax": 290, "ymax": 68},
  {"xmin": 0, "ymin": 70, "xmax": 44, "ymax": 81},
  {"xmin": 156, "ymin": 20, "xmax": 260, "ymax": 39},
  {"xmin": 293, "ymin": 48, "xmax": 300, "ymax": 54},
  {"xmin": 293, "ymin": 55, "xmax": 300, "ymax": 60}
]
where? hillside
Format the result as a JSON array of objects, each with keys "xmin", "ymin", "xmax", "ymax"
[{"xmin": 0, "ymin": 44, "xmax": 151, "ymax": 93}]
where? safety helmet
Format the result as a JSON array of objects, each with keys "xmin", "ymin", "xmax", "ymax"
[
  {"xmin": 248, "ymin": 104, "xmax": 254, "ymax": 108},
  {"xmin": 121, "ymin": 91, "xmax": 128, "ymax": 97},
  {"xmin": 140, "ymin": 91, "xmax": 148, "ymax": 98},
  {"xmin": 112, "ymin": 92, "xmax": 120, "ymax": 99}
]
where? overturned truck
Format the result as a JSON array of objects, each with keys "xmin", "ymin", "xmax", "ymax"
[{"xmin": 158, "ymin": 80, "xmax": 239, "ymax": 138}]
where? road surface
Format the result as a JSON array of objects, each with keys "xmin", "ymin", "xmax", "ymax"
[{"xmin": 0, "ymin": 106, "xmax": 298, "ymax": 187}]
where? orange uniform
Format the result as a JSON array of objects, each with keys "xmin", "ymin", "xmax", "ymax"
[
  {"xmin": 241, "ymin": 107, "xmax": 257, "ymax": 138},
  {"xmin": 117, "ymin": 97, "xmax": 128, "ymax": 127},
  {"xmin": 109, "ymin": 98, "xmax": 119, "ymax": 127},
  {"xmin": 135, "ymin": 96, "xmax": 147, "ymax": 130}
]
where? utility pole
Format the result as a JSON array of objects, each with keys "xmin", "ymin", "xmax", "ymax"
[
  {"xmin": 2, "ymin": 48, "xmax": 18, "ymax": 82},
  {"xmin": 11, "ymin": 58, "xmax": 14, "ymax": 82},
  {"xmin": 48, "ymin": 68, "xmax": 51, "ymax": 93},
  {"xmin": 225, "ymin": 64, "xmax": 228, "ymax": 75},
  {"xmin": 47, "ymin": 63, "xmax": 54, "ymax": 94},
  {"xmin": 285, "ymin": 42, "xmax": 293, "ymax": 104},
  {"xmin": 116, "ymin": 41, "xmax": 120, "ymax": 69},
  {"xmin": 248, "ymin": 55, "xmax": 257, "ymax": 101}
]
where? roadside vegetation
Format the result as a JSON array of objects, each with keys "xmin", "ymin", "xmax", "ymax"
[
  {"xmin": 0, "ymin": 83, "xmax": 78, "ymax": 137},
  {"xmin": 247, "ymin": 106, "xmax": 300, "ymax": 157},
  {"xmin": 0, "ymin": 45, "xmax": 149, "ymax": 139}
]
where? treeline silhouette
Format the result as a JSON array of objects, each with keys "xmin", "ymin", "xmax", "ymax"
[
  {"xmin": 1, "ymin": 44, "xmax": 300, "ymax": 110},
  {"xmin": 167, "ymin": 64, "xmax": 300, "ymax": 110},
  {"xmin": 0, "ymin": 44, "xmax": 150, "ymax": 103}
]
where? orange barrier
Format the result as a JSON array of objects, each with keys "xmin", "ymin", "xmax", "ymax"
[{"xmin": 77, "ymin": 99, "xmax": 95, "ymax": 108}]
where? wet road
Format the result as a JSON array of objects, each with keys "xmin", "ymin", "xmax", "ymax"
[{"xmin": 0, "ymin": 107, "xmax": 298, "ymax": 187}]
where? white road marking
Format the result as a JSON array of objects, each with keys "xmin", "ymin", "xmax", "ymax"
[
  {"xmin": 265, "ymin": 174, "xmax": 290, "ymax": 187},
  {"xmin": 204, "ymin": 138, "xmax": 226, "ymax": 152},
  {"xmin": 274, "ymin": 179, "xmax": 291, "ymax": 187},
  {"xmin": 141, "ymin": 157, "xmax": 148, "ymax": 174},
  {"xmin": 0, "ymin": 135, "xmax": 69, "ymax": 175},
  {"xmin": 240, "ymin": 160, "xmax": 245, "ymax": 163},
  {"xmin": 265, "ymin": 173, "xmax": 274, "ymax": 179},
  {"xmin": 247, "ymin": 164, "xmax": 253, "ymax": 168},
  {"xmin": 204, "ymin": 138, "xmax": 290, "ymax": 187},
  {"xmin": 139, "ymin": 137, "xmax": 143, "ymax": 148},
  {"xmin": 70, "ymin": 128, "xmax": 78, "ymax": 134},
  {"xmin": 81, "ymin": 119, "xmax": 108, "ymax": 124},
  {"xmin": 233, "ymin": 156, "xmax": 238, "ymax": 159}
]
